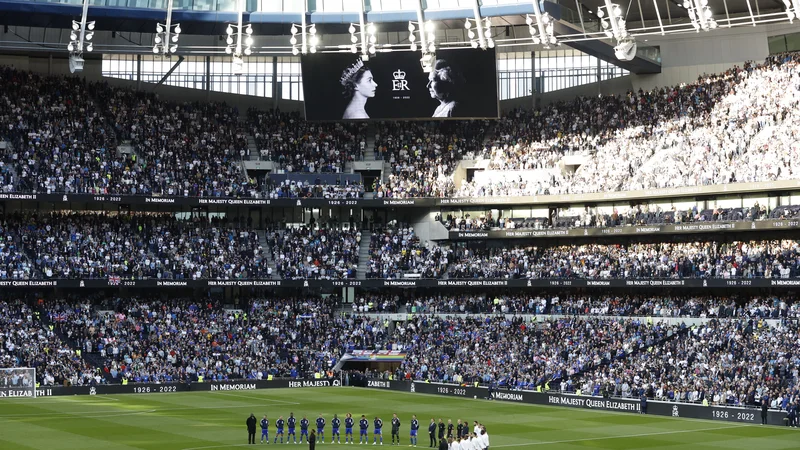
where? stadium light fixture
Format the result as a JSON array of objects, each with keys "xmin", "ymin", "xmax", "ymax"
[
  {"xmin": 467, "ymin": 0, "xmax": 488, "ymax": 49},
  {"xmin": 683, "ymin": 0, "xmax": 718, "ymax": 31},
  {"xmin": 289, "ymin": 23, "xmax": 318, "ymax": 54},
  {"xmin": 410, "ymin": 0, "xmax": 434, "ymax": 72},
  {"xmin": 347, "ymin": 1, "xmax": 377, "ymax": 60},
  {"xmin": 597, "ymin": 1, "xmax": 628, "ymax": 40},
  {"xmin": 526, "ymin": 0, "xmax": 557, "ymax": 48},
  {"xmin": 67, "ymin": 0, "xmax": 94, "ymax": 73},
  {"xmin": 153, "ymin": 0, "xmax": 181, "ymax": 57},
  {"xmin": 597, "ymin": 0, "xmax": 640, "ymax": 61},
  {"xmin": 225, "ymin": 0, "xmax": 255, "ymax": 74},
  {"xmin": 784, "ymin": 0, "xmax": 799, "ymax": 22},
  {"xmin": 525, "ymin": 14, "xmax": 557, "ymax": 48},
  {"xmin": 464, "ymin": 18, "xmax": 495, "ymax": 49},
  {"xmin": 348, "ymin": 23, "xmax": 378, "ymax": 59},
  {"xmin": 408, "ymin": 20, "xmax": 436, "ymax": 66},
  {"xmin": 290, "ymin": 0, "xmax": 318, "ymax": 55}
]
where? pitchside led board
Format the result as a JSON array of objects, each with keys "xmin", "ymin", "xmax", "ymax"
[{"xmin": 300, "ymin": 48, "xmax": 499, "ymax": 121}]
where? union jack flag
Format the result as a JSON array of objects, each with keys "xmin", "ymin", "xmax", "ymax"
[{"xmin": 108, "ymin": 276, "xmax": 121, "ymax": 286}]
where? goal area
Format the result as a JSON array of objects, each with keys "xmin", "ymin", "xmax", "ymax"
[{"xmin": 0, "ymin": 368, "xmax": 36, "ymax": 398}]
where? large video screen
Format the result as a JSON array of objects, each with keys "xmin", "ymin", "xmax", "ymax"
[{"xmin": 301, "ymin": 48, "xmax": 498, "ymax": 121}]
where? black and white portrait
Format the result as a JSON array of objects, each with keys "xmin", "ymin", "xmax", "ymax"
[
  {"xmin": 301, "ymin": 49, "xmax": 497, "ymax": 121},
  {"xmin": 427, "ymin": 59, "xmax": 465, "ymax": 118},
  {"xmin": 340, "ymin": 59, "xmax": 377, "ymax": 119}
]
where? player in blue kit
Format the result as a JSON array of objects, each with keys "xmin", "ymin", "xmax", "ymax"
[
  {"xmin": 261, "ymin": 416, "xmax": 270, "ymax": 444},
  {"xmin": 359, "ymin": 415, "xmax": 369, "ymax": 444},
  {"xmin": 288, "ymin": 413, "xmax": 297, "ymax": 444},
  {"xmin": 409, "ymin": 415, "xmax": 419, "ymax": 448},
  {"xmin": 332, "ymin": 414, "xmax": 342, "ymax": 444},
  {"xmin": 275, "ymin": 416, "xmax": 285, "ymax": 444},
  {"xmin": 316, "ymin": 414, "xmax": 326, "ymax": 444},
  {"xmin": 345, "ymin": 413, "xmax": 355, "ymax": 444},
  {"xmin": 300, "ymin": 416, "xmax": 310, "ymax": 444},
  {"xmin": 373, "ymin": 416, "xmax": 383, "ymax": 445}
]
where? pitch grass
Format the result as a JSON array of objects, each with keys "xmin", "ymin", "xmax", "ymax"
[{"xmin": 0, "ymin": 387, "xmax": 797, "ymax": 450}]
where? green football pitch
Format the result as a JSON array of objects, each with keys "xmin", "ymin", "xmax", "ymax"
[{"xmin": 0, "ymin": 387, "xmax": 797, "ymax": 450}]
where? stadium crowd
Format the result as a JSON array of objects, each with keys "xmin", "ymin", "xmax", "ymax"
[
  {"xmin": 1, "ymin": 53, "xmax": 799, "ymax": 200},
  {"xmin": 392, "ymin": 315, "xmax": 680, "ymax": 390},
  {"xmin": 43, "ymin": 296, "xmax": 388, "ymax": 384},
  {"xmin": 447, "ymin": 240, "xmax": 800, "ymax": 279},
  {"xmin": 268, "ymin": 226, "xmax": 360, "ymax": 279},
  {"xmin": 263, "ymin": 178, "xmax": 364, "ymax": 199},
  {"xmin": 441, "ymin": 202, "xmax": 774, "ymax": 231},
  {"xmin": 574, "ymin": 318, "xmax": 800, "ymax": 408},
  {"xmin": 366, "ymin": 226, "xmax": 452, "ymax": 279},
  {"xmin": 3, "ymin": 211, "xmax": 800, "ymax": 282},
  {"xmin": 0, "ymin": 68, "xmax": 121, "ymax": 195},
  {"xmin": 457, "ymin": 52, "xmax": 800, "ymax": 198},
  {"xmin": 99, "ymin": 86, "xmax": 252, "ymax": 197},
  {"xmin": 0, "ymin": 68, "xmax": 258, "ymax": 197},
  {"xmin": 349, "ymin": 292, "xmax": 800, "ymax": 318},
  {"xmin": 0, "ymin": 291, "xmax": 797, "ymax": 408},
  {"xmin": 0, "ymin": 300, "xmax": 97, "ymax": 386},
  {"xmin": 249, "ymin": 110, "xmax": 367, "ymax": 174},
  {"xmin": 4, "ymin": 212, "xmax": 267, "ymax": 280},
  {"xmin": 372, "ymin": 121, "xmax": 489, "ymax": 198}
]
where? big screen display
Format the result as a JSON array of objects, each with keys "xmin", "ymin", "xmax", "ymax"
[{"xmin": 301, "ymin": 48, "xmax": 498, "ymax": 121}]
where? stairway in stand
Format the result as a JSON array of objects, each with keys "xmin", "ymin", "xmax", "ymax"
[
  {"xmin": 363, "ymin": 122, "xmax": 378, "ymax": 160},
  {"xmin": 247, "ymin": 133, "xmax": 259, "ymax": 160},
  {"xmin": 356, "ymin": 230, "xmax": 372, "ymax": 280},
  {"xmin": 38, "ymin": 308, "xmax": 115, "ymax": 383},
  {"xmin": 259, "ymin": 230, "xmax": 278, "ymax": 279}
]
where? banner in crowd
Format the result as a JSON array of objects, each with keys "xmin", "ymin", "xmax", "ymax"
[
  {"xmin": 11, "ymin": 378, "xmax": 788, "ymax": 427},
  {"xmin": 7, "ymin": 190, "xmax": 800, "ymax": 237},
  {"xmin": 364, "ymin": 381, "xmax": 788, "ymax": 427},
  {"xmin": 5, "ymin": 378, "xmax": 342, "ymax": 399},
  {"xmin": 2, "ymin": 178, "xmax": 798, "ymax": 209},
  {"xmin": 300, "ymin": 49, "xmax": 499, "ymax": 121},
  {"xmin": 0, "ymin": 277, "xmax": 796, "ymax": 289},
  {"xmin": 447, "ymin": 220, "xmax": 800, "ymax": 239},
  {"xmin": 0, "ymin": 387, "xmax": 37, "ymax": 398},
  {"xmin": 346, "ymin": 350, "xmax": 407, "ymax": 362}
]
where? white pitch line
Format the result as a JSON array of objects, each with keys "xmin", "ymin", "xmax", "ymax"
[{"xmin": 491, "ymin": 424, "xmax": 742, "ymax": 448}]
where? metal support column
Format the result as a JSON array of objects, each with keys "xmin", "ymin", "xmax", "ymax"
[{"xmin": 157, "ymin": 55, "xmax": 184, "ymax": 86}]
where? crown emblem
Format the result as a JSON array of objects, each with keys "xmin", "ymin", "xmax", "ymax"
[
  {"xmin": 393, "ymin": 69, "xmax": 406, "ymax": 80},
  {"xmin": 340, "ymin": 59, "xmax": 365, "ymax": 86}
]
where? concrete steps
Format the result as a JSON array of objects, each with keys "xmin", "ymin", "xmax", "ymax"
[
  {"xmin": 247, "ymin": 134, "xmax": 259, "ymax": 160},
  {"xmin": 356, "ymin": 230, "xmax": 372, "ymax": 280},
  {"xmin": 259, "ymin": 230, "xmax": 278, "ymax": 279},
  {"xmin": 364, "ymin": 122, "xmax": 377, "ymax": 160}
]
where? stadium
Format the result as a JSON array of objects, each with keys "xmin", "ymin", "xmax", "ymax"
[{"xmin": 2, "ymin": 0, "xmax": 800, "ymax": 448}]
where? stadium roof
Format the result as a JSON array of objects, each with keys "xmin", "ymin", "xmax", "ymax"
[{"xmin": 0, "ymin": 0, "xmax": 790, "ymax": 73}]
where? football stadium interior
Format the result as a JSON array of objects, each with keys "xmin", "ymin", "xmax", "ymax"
[{"xmin": 1, "ymin": 0, "xmax": 800, "ymax": 448}]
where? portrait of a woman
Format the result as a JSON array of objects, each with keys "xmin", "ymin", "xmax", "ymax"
[
  {"xmin": 340, "ymin": 59, "xmax": 377, "ymax": 119},
  {"xmin": 427, "ymin": 59, "xmax": 465, "ymax": 118}
]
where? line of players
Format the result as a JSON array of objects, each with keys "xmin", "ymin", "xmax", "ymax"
[{"xmin": 257, "ymin": 413, "xmax": 488, "ymax": 448}]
